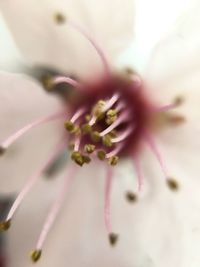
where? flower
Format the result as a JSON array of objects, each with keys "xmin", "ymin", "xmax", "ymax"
[{"xmin": 0, "ymin": 1, "xmax": 200, "ymax": 267}]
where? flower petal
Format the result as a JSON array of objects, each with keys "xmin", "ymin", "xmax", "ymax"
[
  {"xmin": 0, "ymin": 0, "xmax": 134, "ymax": 77},
  {"xmin": 0, "ymin": 71, "xmax": 63, "ymax": 193}
]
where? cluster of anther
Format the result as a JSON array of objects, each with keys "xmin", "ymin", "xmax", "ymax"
[{"xmin": 65, "ymin": 90, "xmax": 132, "ymax": 167}]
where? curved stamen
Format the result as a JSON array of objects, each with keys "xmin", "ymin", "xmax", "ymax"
[
  {"xmin": 53, "ymin": 76, "xmax": 82, "ymax": 90},
  {"xmin": 74, "ymin": 137, "xmax": 81, "ymax": 152},
  {"xmin": 133, "ymin": 154, "xmax": 144, "ymax": 192},
  {"xmin": 112, "ymin": 126, "xmax": 133, "ymax": 143},
  {"xmin": 106, "ymin": 143, "xmax": 124, "ymax": 159},
  {"xmin": 34, "ymin": 165, "xmax": 76, "ymax": 254},
  {"xmin": 0, "ymin": 110, "xmax": 66, "ymax": 151},
  {"xmin": 115, "ymin": 101, "xmax": 126, "ymax": 113},
  {"xmin": 71, "ymin": 107, "xmax": 87, "ymax": 123},
  {"xmin": 100, "ymin": 111, "xmax": 130, "ymax": 137},
  {"xmin": 143, "ymin": 130, "xmax": 168, "ymax": 178},
  {"xmin": 6, "ymin": 137, "xmax": 67, "ymax": 222},
  {"xmin": 68, "ymin": 20, "xmax": 111, "ymax": 77},
  {"xmin": 102, "ymin": 93, "xmax": 120, "ymax": 113}
]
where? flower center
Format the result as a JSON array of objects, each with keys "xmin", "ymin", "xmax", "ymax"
[{"xmin": 64, "ymin": 74, "xmax": 152, "ymax": 166}]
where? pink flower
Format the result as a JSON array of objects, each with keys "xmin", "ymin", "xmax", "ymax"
[{"xmin": 0, "ymin": 1, "xmax": 200, "ymax": 267}]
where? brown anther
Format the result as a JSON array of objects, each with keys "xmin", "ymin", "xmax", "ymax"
[
  {"xmin": 124, "ymin": 67, "xmax": 134, "ymax": 75},
  {"xmin": 31, "ymin": 250, "xmax": 42, "ymax": 263},
  {"xmin": 108, "ymin": 156, "xmax": 119, "ymax": 166},
  {"xmin": 0, "ymin": 146, "xmax": 6, "ymax": 156},
  {"xmin": 167, "ymin": 178, "xmax": 179, "ymax": 191},
  {"xmin": 82, "ymin": 123, "xmax": 92, "ymax": 134},
  {"xmin": 85, "ymin": 114, "xmax": 91, "ymax": 122},
  {"xmin": 84, "ymin": 144, "xmax": 95, "ymax": 154},
  {"xmin": 109, "ymin": 233, "xmax": 119, "ymax": 246},
  {"xmin": 125, "ymin": 191, "xmax": 138, "ymax": 203},
  {"xmin": 109, "ymin": 130, "xmax": 117, "ymax": 138},
  {"xmin": 167, "ymin": 114, "xmax": 186, "ymax": 125},
  {"xmin": 97, "ymin": 150, "xmax": 106, "ymax": 160},
  {"xmin": 0, "ymin": 219, "xmax": 11, "ymax": 231},
  {"xmin": 65, "ymin": 121, "xmax": 75, "ymax": 132},
  {"xmin": 71, "ymin": 151, "xmax": 84, "ymax": 166},
  {"xmin": 41, "ymin": 75, "xmax": 54, "ymax": 91},
  {"xmin": 93, "ymin": 100, "xmax": 105, "ymax": 117},
  {"xmin": 82, "ymin": 155, "xmax": 91, "ymax": 164},
  {"xmin": 173, "ymin": 96, "xmax": 184, "ymax": 106},
  {"xmin": 68, "ymin": 143, "xmax": 75, "ymax": 151},
  {"xmin": 102, "ymin": 134, "xmax": 113, "ymax": 147},
  {"xmin": 54, "ymin": 12, "xmax": 66, "ymax": 24},
  {"xmin": 91, "ymin": 131, "xmax": 101, "ymax": 142}
]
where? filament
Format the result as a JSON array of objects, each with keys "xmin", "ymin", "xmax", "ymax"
[
  {"xmin": 133, "ymin": 154, "xmax": 144, "ymax": 192},
  {"xmin": 71, "ymin": 107, "xmax": 86, "ymax": 123},
  {"xmin": 35, "ymin": 165, "xmax": 76, "ymax": 251},
  {"xmin": 0, "ymin": 110, "xmax": 66, "ymax": 151},
  {"xmin": 53, "ymin": 76, "xmax": 82, "ymax": 90},
  {"xmin": 104, "ymin": 166, "xmax": 113, "ymax": 235},
  {"xmin": 106, "ymin": 143, "xmax": 123, "ymax": 158},
  {"xmin": 112, "ymin": 126, "xmax": 133, "ymax": 143},
  {"xmin": 6, "ymin": 137, "xmax": 67, "ymax": 222}
]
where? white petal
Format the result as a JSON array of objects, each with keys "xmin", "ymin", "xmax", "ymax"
[
  {"xmin": 0, "ymin": 0, "xmax": 134, "ymax": 78},
  {"xmin": 0, "ymin": 72, "xmax": 63, "ymax": 193}
]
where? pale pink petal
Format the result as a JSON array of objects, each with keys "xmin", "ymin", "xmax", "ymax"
[
  {"xmin": 0, "ymin": 0, "xmax": 134, "ymax": 78},
  {"xmin": 0, "ymin": 72, "xmax": 63, "ymax": 193}
]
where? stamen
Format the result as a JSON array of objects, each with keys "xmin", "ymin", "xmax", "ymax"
[
  {"xmin": 53, "ymin": 76, "xmax": 82, "ymax": 91},
  {"xmin": 155, "ymin": 96, "xmax": 184, "ymax": 113},
  {"xmin": 68, "ymin": 20, "xmax": 111, "ymax": 77},
  {"xmin": 4, "ymin": 137, "xmax": 66, "ymax": 224},
  {"xmin": 106, "ymin": 143, "xmax": 123, "ymax": 159},
  {"xmin": 102, "ymin": 93, "xmax": 120, "ymax": 113},
  {"xmin": 104, "ymin": 166, "xmax": 118, "ymax": 246},
  {"xmin": 0, "ymin": 111, "xmax": 66, "ymax": 152},
  {"xmin": 32, "ymin": 165, "xmax": 76, "ymax": 260},
  {"xmin": 143, "ymin": 130, "xmax": 168, "ymax": 178},
  {"xmin": 71, "ymin": 107, "xmax": 86, "ymax": 123},
  {"xmin": 112, "ymin": 126, "xmax": 133, "ymax": 143},
  {"xmin": 133, "ymin": 154, "xmax": 144, "ymax": 192},
  {"xmin": 100, "ymin": 111, "xmax": 130, "ymax": 137}
]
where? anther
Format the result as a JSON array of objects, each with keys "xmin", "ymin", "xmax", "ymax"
[
  {"xmin": 31, "ymin": 250, "xmax": 42, "ymax": 263},
  {"xmin": 97, "ymin": 150, "xmax": 106, "ymax": 160},
  {"xmin": 85, "ymin": 114, "xmax": 91, "ymax": 122},
  {"xmin": 173, "ymin": 96, "xmax": 184, "ymax": 106},
  {"xmin": 167, "ymin": 114, "xmax": 186, "ymax": 125},
  {"xmin": 0, "ymin": 146, "xmax": 6, "ymax": 156},
  {"xmin": 108, "ymin": 156, "xmax": 119, "ymax": 166},
  {"xmin": 167, "ymin": 178, "xmax": 179, "ymax": 191},
  {"xmin": 109, "ymin": 233, "xmax": 119, "ymax": 246},
  {"xmin": 84, "ymin": 144, "xmax": 95, "ymax": 154},
  {"xmin": 91, "ymin": 131, "xmax": 101, "ymax": 142},
  {"xmin": 0, "ymin": 219, "xmax": 11, "ymax": 231},
  {"xmin": 102, "ymin": 134, "xmax": 113, "ymax": 147},
  {"xmin": 106, "ymin": 109, "xmax": 118, "ymax": 124},
  {"xmin": 41, "ymin": 75, "xmax": 54, "ymax": 91},
  {"xmin": 125, "ymin": 191, "xmax": 138, "ymax": 203},
  {"xmin": 82, "ymin": 123, "xmax": 92, "ymax": 134},
  {"xmin": 92, "ymin": 100, "xmax": 106, "ymax": 118},
  {"xmin": 82, "ymin": 155, "xmax": 91, "ymax": 164},
  {"xmin": 71, "ymin": 151, "xmax": 84, "ymax": 166},
  {"xmin": 64, "ymin": 121, "xmax": 75, "ymax": 132},
  {"xmin": 54, "ymin": 12, "xmax": 66, "ymax": 24}
]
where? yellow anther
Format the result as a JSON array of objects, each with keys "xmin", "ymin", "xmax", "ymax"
[
  {"xmin": 90, "ymin": 131, "xmax": 101, "ymax": 142},
  {"xmin": 82, "ymin": 155, "xmax": 91, "ymax": 164},
  {"xmin": 54, "ymin": 12, "xmax": 66, "ymax": 24},
  {"xmin": 84, "ymin": 144, "xmax": 95, "ymax": 154},
  {"xmin": 173, "ymin": 96, "xmax": 184, "ymax": 106},
  {"xmin": 68, "ymin": 143, "xmax": 75, "ymax": 151},
  {"xmin": 108, "ymin": 156, "xmax": 119, "ymax": 166},
  {"xmin": 41, "ymin": 75, "xmax": 54, "ymax": 91},
  {"xmin": 102, "ymin": 134, "xmax": 113, "ymax": 147},
  {"xmin": 109, "ymin": 130, "xmax": 117, "ymax": 138},
  {"xmin": 106, "ymin": 116, "xmax": 117, "ymax": 125},
  {"xmin": 31, "ymin": 250, "xmax": 42, "ymax": 263},
  {"xmin": 97, "ymin": 150, "xmax": 106, "ymax": 160},
  {"xmin": 107, "ymin": 109, "xmax": 117, "ymax": 117},
  {"xmin": 85, "ymin": 114, "xmax": 91, "ymax": 122},
  {"xmin": 71, "ymin": 151, "xmax": 84, "ymax": 166},
  {"xmin": 167, "ymin": 177, "xmax": 179, "ymax": 191},
  {"xmin": 92, "ymin": 100, "xmax": 105, "ymax": 117},
  {"xmin": 0, "ymin": 219, "xmax": 11, "ymax": 231},
  {"xmin": 82, "ymin": 123, "xmax": 92, "ymax": 134},
  {"xmin": 65, "ymin": 121, "xmax": 75, "ymax": 132}
]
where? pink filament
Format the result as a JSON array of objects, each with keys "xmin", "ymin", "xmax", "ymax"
[
  {"xmin": 36, "ymin": 165, "xmax": 76, "ymax": 250},
  {"xmin": 6, "ymin": 137, "xmax": 66, "ymax": 221},
  {"xmin": 100, "ymin": 111, "xmax": 130, "ymax": 137},
  {"xmin": 104, "ymin": 166, "xmax": 113, "ymax": 235},
  {"xmin": 68, "ymin": 20, "xmax": 110, "ymax": 76},
  {"xmin": 143, "ymin": 130, "xmax": 168, "ymax": 178},
  {"xmin": 106, "ymin": 143, "xmax": 124, "ymax": 158},
  {"xmin": 155, "ymin": 103, "xmax": 178, "ymax": 113},
  {"xmin": 71, "ymin": 107, "xmax": 86, "ymax": 123},
  {"xmin": 102, "ymin": 93, "xmax": 120, "ymax": 112},
  {"xmin": 53, "ymin": 76, "xmax": 82, "ymax": 90},
  {"xmin": 133, "ymin": 154, "xmax": 144, "ymax": 192},
  {"xmin": 0, "ymin": 110, "xmax": 66, "ymax": 150},
  {"xmin": 112, "ymin": 126, "xmax": 133, "ymax": 143}
]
